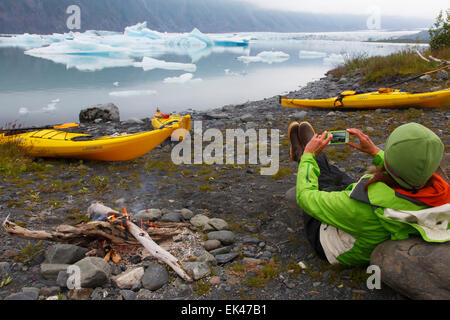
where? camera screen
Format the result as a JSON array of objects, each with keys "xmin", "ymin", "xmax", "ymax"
[{"xmin": 331, "ymin": 132, "xmax": 347, "ymax": 143}]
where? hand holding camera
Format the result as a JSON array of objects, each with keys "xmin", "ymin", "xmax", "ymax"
[{"xmin": 346, "ymin": 128, "xmax": 380, "ymax": 157}]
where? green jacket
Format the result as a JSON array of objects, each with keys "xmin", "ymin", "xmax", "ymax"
[{"xmin": 296, "ymin": 150, "xmax": 450, "ymax": 266}]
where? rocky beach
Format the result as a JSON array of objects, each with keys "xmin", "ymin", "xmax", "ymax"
[{"xmin": 0, "ymin": 71, "xmax": 449, "ymax": 301}]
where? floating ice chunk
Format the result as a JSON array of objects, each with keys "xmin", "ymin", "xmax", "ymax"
[
  {"xmin": 134, "ymin": 57, "xmax": 197, "ymax": 72},
  {"xmin": 51, "ymin": 98, "xmax": 60, "ymax": 103},
  {"xmin": 299, "ymin": 50, "xmax": 327, "ymax": 59},
  {"xmin": 113, "ymin": 82, "xmax": 120, "ymax": 87},
  {"xmin": 323, "ymin": 53, "xmax": 345, "ymax": 67},
  {"xmin": 124, "ymin": 22, "xmax": 162, "ymax": 39},
  {"xmin": 109, "ymin": 90, "xmax": 157, "ymax": 97},
  {"xmin": 237, "ymin": 51, "xmax": 290, "ymax": 64},
  {"xmin": 163, "ymin": 73, "xmax": 202, "ymax": 84}
]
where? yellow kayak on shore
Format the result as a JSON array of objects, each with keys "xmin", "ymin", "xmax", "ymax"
[
  {"xmin": 281, "ymin": 89, "xmax": 450, "ymax": 109},
  {"xmin": 0, "ymin": 115, "xmax": 191, "ymax": 161}
]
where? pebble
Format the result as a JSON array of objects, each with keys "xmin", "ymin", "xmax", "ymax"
[
  {"xmin": 4, "ymin": 292, "xmax": 38, "ymax": 300},
  {"xmin": 45, "ymin": 244, "xmax": 89, "ymax": 264},
  {"xmin": 182, "ymin": 262, "xmax": 211, "ymax": 280},
  {"xmin": 120, "ymin": 290, "xmax": 137, "ymax": 300},
  {"xmin": 207, "ymin": 230, "xmax": 235, "ymax": 245},
  {"xmin": 113, "ymin": 267, "xmax": 145, "ymax": 290},
  {"xmin": 209, "ymin": 246, "xmax": 233, "ymax": 256},
  {"xmin": 160, "ymin": 212, "xmax": 183, "ymax": 222},
  {"xmin": 203, "ymin": 239, "xmax": 222, "ymax": 251},
  {"xmin": 67, "ymin": 288, "xmax": 94, "ymax": 300},
  {"xmin": 136, "ymin": 289, "xmax": 154, "ymax": 300},
  {"xmin": 208, "ymin": 218, "xmax": 229, "ymax": 231},
  {"xmin": 41, "ymin": 264, "xmax": 70, "ymax": 280},
  {"xmin": 209, "ymin": 276, "xmax": 221, "ymax": 285},
  {"xmin": 190, "ymin": 214, "xmax": 213, "ymax": 230},
  {"xmin": 141, "ymin": 264, "xmax": 169, "ymax": 291},
  {"xmin": 215, "ymin": 253, "xmax": 239, "ymax": 264},
  {"xmin": 180, "ymin": 208, "xmax": 194, "ymax": 220},
  {"xmin": 134, "ymin": 209, "xmax": 162, "ymax": 222}
]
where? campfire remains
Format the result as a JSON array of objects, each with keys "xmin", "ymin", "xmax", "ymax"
[{"xmin": 2, "ymin": 202, "xmax": 193, "ymax": 282}]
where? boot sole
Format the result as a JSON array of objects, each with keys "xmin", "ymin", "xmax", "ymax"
[{"xmin": 288, "ymin": 121, "xmax": 300, "ymax": 161}]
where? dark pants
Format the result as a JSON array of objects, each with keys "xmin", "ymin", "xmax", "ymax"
[{"xmin": 301, "ymin": 153, "xmax": 354, "ymax": 260}]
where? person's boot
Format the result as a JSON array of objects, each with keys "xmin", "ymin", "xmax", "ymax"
[
  {"xmin": 298, "ymin": 121, "xmax": 316, "ymax": 151},
  {"xmin": 288, "ymin": 122, "xmax": 303, "ymax": 162}
]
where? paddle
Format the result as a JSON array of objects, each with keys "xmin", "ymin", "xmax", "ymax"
[
  {"xmin": 389, "ymin": 64, "xmax": 450, "ymax": 87},
  {"xmin": 0, "ymin": 122, "xmax": 79, "ymax": 133}
]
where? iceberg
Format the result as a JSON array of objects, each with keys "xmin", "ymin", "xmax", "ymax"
[
  {"xmin": 0, "ymin": 22, "xmax": 250, "ymax": 71},
  {"xmin": 163, "ymin": 73, "xmax": 202, "ymax": 84},
  {"xmin": 237, "ymin": 51, "xmax": 290, "ymax": 64},
  {"xmin": 134, "ymin": 57, "xmax": 197, "ymax": 72},
  {"xmin": 299, "ymin": 50, "xmax": 327, "ymax": 59}
]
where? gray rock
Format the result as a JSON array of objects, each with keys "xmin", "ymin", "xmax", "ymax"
[
  {"xmin": 180, "ymin": 208, "xmax": 194, "ymax": 220},
  {"xmin": 242, "ymin": 236, "xmax": 263, "ymax": 245},
  {"xmin": 120, "ymin": 290, "xmax": 137, "ymax": 300},
  {"xmin": 420, "ymin": 75, "xmax": 432, "ymax": 81},
  {"xmin": 203, "ymin": 239, "xmax": 222, "ymax": 251},
  {"xmin": 141, "ymin": 264, "xmax": 169, "ymax": 291},
  {"xmin": 209, "ymin": 246, "xmax": 233, "ymax": 256},
  {"xmin": 265, "ymin": 113, "xmax": 275, "ymax": 121},
  {"xmin": 293, "ymin": 111, "xmax": 308, "ymax": 120},
  {"xmin": 74, "ymin": 257, "xmax": 111, "ymax": 288},
  {"xmin": 136, "ymin": 289, "xmax": 154, "ymax": 300},
  {"xmin": 91, "ymin": 287, "xmax": 109, "ymax": 300},
  {"xmin": 79, "ymin": 103, "xmax": 120, "ymax": 123},
  {"xmin": 208, "ymin": 218, "xmax": 229, "ymax": 231},
  {"xmin": 0, "ymin": 261, "xmax": 11, "ymax": 274},
  {"xmin": 4, "ymin": 292, "xmax": 38, "ymax": 300},
  {"xmin": 113, "ymin": 267, "xmax": 145, "ymax": 290},
  {"xmin": 67, "ymin": 288, "xmax": 93, "ymax": 300},
  {"xmin": 204, "ymin": 112, "xmax": 229, "ymax": 120},
  {"xmin": 123, "ymin": 117, "xmax": 144, "ymax": 125},
  {"xmin": 190, "ymin": 214, "xmax": 213, "ymax": 230},
  {"xmin": 160, "ymin": 212, "xmax": 183, "ymax": 222},
  {"xmin": 240, "ymin": 113, "xmax": 253, "ymax": 122},
  {"xmin": 196, "ymin": 252, "xmax": 217, "ymax": 266},
  {"xmin": 39, "ymin": 287, "xmax": 60, "ymax": 297},
  {"xmin": 182, "ymin": 262, "xmax": 211, "ymax": 280},
  {"xmin": 21, "ymin": 287, "xmax": 40, "ymax": 300},
  {"xmin": 41, "ymin": 264, "xmax": 70, "ymax": 280},
  {"xmin": 133, "ymin": 209, "xmax": 162, "ymax": 222},
  {"xmin": 56, "ymin": 271, "xmax": 69, "ymax": 288},
  {"xmin": 45, "ymin": 244, "xmax": 89, "ymax": 264},
  {"xmin": 215, "ymin": 253, "xmax": 239, "ymax": 264},
  {"xmin": 208, "ymin": 230, "xmax": 235, "ymax": 245},
  {"xmin": 371, "ymin": 238, "xmax": 450, "ymax": 300}
]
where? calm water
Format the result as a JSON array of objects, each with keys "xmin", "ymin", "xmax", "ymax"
[{"xmin": 0, "ymin": 32, "xmax": 425, "ymax": 126}]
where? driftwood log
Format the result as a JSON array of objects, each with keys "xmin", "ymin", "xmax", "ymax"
[{"xmin": 2, "ymin": 203, "xmax": 193, "ymax": 282}]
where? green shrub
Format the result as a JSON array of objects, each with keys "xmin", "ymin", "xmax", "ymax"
[{"xmin": 429, "ymin": 9, "xmax": 450, "ymax": 51}]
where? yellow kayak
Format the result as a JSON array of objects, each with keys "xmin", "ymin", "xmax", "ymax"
[
  {"xmin": 152, "ymin": 112, "xmax": 183, "ymax": 129},
  {"xmin": 0, "ymin": 115, "xmax": 191, "ymax": 161},
  {"xmin": 281, "ymin": 89, "xmax": 450, "ymax": 109}
]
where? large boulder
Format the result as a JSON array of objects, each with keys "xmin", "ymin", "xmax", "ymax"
[
  {"xmin": 79, "ymin": 103, "xmax": 120, "ymax": 123},
  {"xmin": 371, "ymin": 238, "xmax": 450, "ymax": 300}
]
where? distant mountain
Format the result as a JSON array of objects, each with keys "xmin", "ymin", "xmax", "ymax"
[{"xmin": 0, "ymin": 0, "xmax": 433, "ymax": 34}]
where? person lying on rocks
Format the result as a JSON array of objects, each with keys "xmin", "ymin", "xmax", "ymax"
[{"xmin": 288, "ymin": 121, "xmax": 449, "ymax": 266}]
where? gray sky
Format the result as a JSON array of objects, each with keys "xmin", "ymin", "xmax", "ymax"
[{"xmin": 243, "ymin": 0, "xmax": 448, "ymax": 19}]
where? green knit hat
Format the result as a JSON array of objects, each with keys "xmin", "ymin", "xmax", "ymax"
[{"xmin": 384, "ymin": 122, "xmax": 444, "ymax": 190}]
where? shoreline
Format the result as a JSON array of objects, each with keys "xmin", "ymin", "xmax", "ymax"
[{"xmin": 0, "ymin": 70, "xmax": 449, "ymax": 300}]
